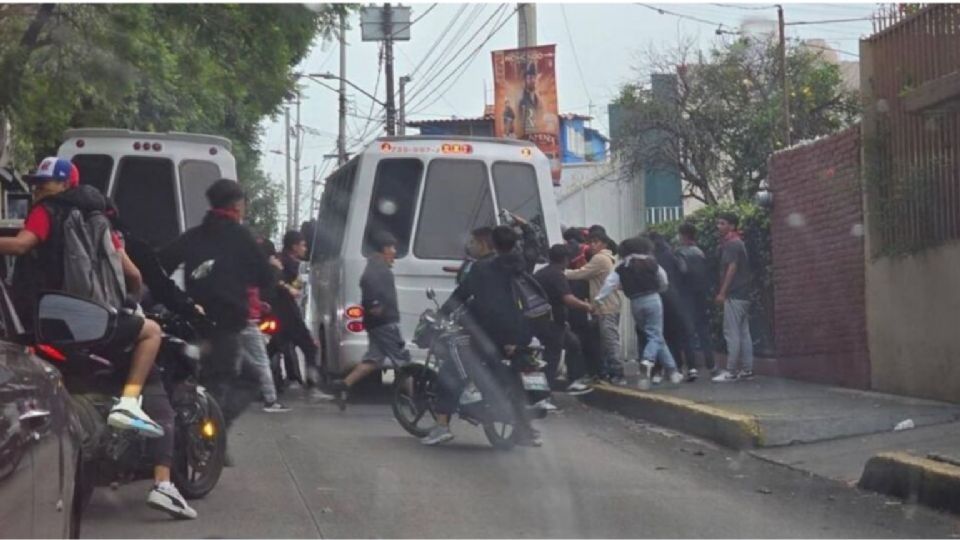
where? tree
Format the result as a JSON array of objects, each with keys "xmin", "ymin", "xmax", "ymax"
[
  {"xmin": 0, "ymin": 3, "xmax": 352, "ymax": 231},
  {"xmin": 614, "ymin": 35, "xmax": 860, "ymax": 204}
]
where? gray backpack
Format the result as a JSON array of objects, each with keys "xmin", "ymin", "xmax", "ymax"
[{"xmin": 59, "ymin": 207, "xmax": 127, "ymax": 309}]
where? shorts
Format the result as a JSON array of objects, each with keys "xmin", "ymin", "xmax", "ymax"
[
  {"xmin": 92, "ymin": 310, "xmax": 145, "ymax": 364},
  {"xmin": 362, "ymin": 323, "xmax": 411, "ymax": 369}
]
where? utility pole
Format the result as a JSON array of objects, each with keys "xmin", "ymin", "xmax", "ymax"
[
  {"xmin": 383, "ymin": 3, "xmax": 397, "ymax": 136},
  {"xmin": 337, "ymin": 11, "xmax": 348, "ymax": 166},
  {"xmin": 398, "ymin": 75, "xmax": 411, "ymax": 136},
  {"xmin": 284, "ymin": 106, "xmax": 293, "ymax": 230},
  {"xmin": 778, "ymin": 4, "xmax": 791, "ymax": 147},
  {"xmin": 309, "ymin": 165, "xmax": 318, "ymax": 220},
  {"xmin": 518, "ymin": 3, "xmax": 537, "ymax": 48},
  {"xmin": 294, "ymin": 90, "xmax": 302, "ymax": 227}
]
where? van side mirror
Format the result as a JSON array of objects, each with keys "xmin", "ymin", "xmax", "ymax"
[{"xmin": 36, "ymin": 293, "xmax": 116, "ymax": 347}]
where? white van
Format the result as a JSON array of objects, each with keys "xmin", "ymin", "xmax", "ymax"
[
  {"xmin": 57, "ymin": 128, "xmax": 237, "ymax": 247},
  {"xmin": 309, "ymin": 135, "xmax": 562, "ymax": 377}
]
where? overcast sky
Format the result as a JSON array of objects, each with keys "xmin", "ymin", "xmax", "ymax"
[{"xmin": 260, "ymin": 2, "xmax": 877, "ymax": 221}]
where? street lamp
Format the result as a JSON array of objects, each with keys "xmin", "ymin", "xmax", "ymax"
[{"xmin": 304, "ymin": 72, "xmax": 386, "ymax": 107}]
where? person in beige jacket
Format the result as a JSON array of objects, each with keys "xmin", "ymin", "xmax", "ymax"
[{"xmin": 566, "ymin": 232, "xmax": 623, "ymax": 380}]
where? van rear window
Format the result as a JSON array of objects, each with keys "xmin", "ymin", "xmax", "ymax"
[
  {"xmin": 414, "ymin": 159, "xmax": 495, "ymax": 260},
  {"xmin": 180, "ymin": 160, "xmax": 222, "ymax": 228},
  {"xmin": 71, "ymin": 154, "xmax": 113, "ymax": 195},
  {"xmin": 363, "ymin": 159, "xmax": 423, "ymax": 258},
  {"xmin": 493, "ymin": 161, "xmax": 547, "ymax": 260},
  {"xmin": 114, "ymin": 157, "xmax": 179, "ymax": 247}
]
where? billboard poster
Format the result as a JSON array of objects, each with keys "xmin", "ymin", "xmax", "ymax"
[{"xmin": 492, "ymin": 45, "xmax": 561, "ymax": 183}]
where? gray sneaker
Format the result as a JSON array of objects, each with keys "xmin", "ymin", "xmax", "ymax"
[
  {"xmin": 421, "ymin": 425, "xmax": 454, "ymax": 446},
  {"xmin": 263, "ymin": 401, "xmax": 292, "ymax": 413}
]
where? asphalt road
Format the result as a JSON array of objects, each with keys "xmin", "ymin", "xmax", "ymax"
[{"xmin": 81, "ymin": 389, "xmax": 960, "ymax": 539}]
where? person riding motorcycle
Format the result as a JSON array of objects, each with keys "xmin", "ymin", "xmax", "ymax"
[
  {"xmin": 423, "ymin": 226, "xmax": 542, "ymax": 447},
  {"xmin": 2, "ymin": 158, "xmax": 196, "ymax": 518}
]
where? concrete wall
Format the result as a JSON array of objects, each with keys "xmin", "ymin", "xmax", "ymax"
[
  {"xmin": 555, "ymin": 160, "xmax": 644, "ymax": 360},
  {"xmin": 769, "ymin": 127, "xmax": 871, "ymax": 389},
  {"xmin": 865, "ymin": 245, "xmax": 960, "ymax": 403}
]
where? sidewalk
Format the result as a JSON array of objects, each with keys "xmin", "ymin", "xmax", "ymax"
[{"xmin": 581, "ymin": 375, "xmax": 960, "ymax": 514}]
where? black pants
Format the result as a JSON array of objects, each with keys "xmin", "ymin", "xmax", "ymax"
[
  {"xmin": 662, "ymin": 289, "xmax": 692, "ymax": 371},
  {"xmin": 200, "ymin": 329, "xmax": 258, "ymax": 432},
  {"xmin": 530, "ymin": 317, "xmax": 586, "ymax": 387},
  {"xmin": 273, "ymin": 290, "xmax": 319, "ymax": 374},
  {"xmin": 680, "ymin": 290, "xmax": 716, "ymax": 371},
  {"xmin": 141, "ymin": 367, "xmax": 175, "ymax": 468}
]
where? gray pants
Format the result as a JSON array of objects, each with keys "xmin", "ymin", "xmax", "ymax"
[
  {"xmin": 596, "ymin": 312, "xmax": 623, "ymax": 377},
  {"xmin": 239, "ymin": 322, "xmax": 278, "ymax": 403},
  {"xmin": 723, "ymin": 299, "xmax": 753, "ymax": 373}
]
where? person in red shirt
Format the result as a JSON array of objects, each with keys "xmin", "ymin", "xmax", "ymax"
[{"xmin": 0, "ymin": 158, "xmax": 166, "ymax": 438}]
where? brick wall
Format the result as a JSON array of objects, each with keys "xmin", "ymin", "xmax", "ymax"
[{"xmin": 767, "ymin": 126, "xmax": 870, "ymax": 388}]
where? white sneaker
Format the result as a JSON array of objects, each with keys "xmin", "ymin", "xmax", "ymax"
[
  {"xmin": 686, "ymin": 369, "xmax": 699, "ymax": 382},
  {"xmin": 147, "ymin": 482, "xmax": 197, "ymax": 520},
  {"xmin": 534, "ymin": 398, "xmax": 559, "ymax": 412},
  {"xmin": 421, "ymin": 425, "xmax": 455, "ymax": 446},
  {"xmin": 565, "ymin": 380, "xmax": 594, "ymax": 396},
  {"xmin": 712, "ymin": 370, "xmax": 738, "ymax": 383},
  {"xmin": 651, "ymin": 375, "xmax": 663, "ymax": 385},
  {"xmin": 108, "ymin": 397, "xmax": 164, "ymax": 438},
  {"xmin": 669, "ymin": 371, "xmax": 684, "ymax": 385}
]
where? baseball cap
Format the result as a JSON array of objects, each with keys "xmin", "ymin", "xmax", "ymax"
[{"xmin": 24, "ymin": 157, "xmax": 73, "ymax": 184}]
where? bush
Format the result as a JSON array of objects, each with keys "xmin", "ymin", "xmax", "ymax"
[{"xmin": 647, "ymin": 202, "xmax": 774, "ymax": 357}]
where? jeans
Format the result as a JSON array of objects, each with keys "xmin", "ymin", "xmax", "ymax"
[
  {"xmin": 680, "ymin": 290, "xmax": 716, "ymax": 371},
  {"xmin": 723, "ymin": 299, "xmax": 754, "ymax": 373},
  {"xmin": 531, "ymin": 317, "xmax": 587, "ymax": 387},
  {"xmin": 631, "ymin": 293, "xmax": 677, "ymax": 372},
  {"xmin": 596, "ymin": 312, "xmax": 623, "ymax": 378},
  {"xmin": 239, "ymin": 322, "xmax": 278, "ymax": 403}
]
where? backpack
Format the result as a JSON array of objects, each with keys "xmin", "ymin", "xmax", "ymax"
[
  {"xmin": 55, "ymin": 205, "xmax": 127, "ymax": 309},
  {"xmin": 510, "ymin": 272, "xmax": 553, "ymax": 320}
]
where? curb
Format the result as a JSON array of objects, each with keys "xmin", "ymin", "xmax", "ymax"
[
  {"xmin": 858, "ymin": 451, "xmax": 960, "ymax": 515},
  {"xmin": 580, "ymin": 382, "xmax": 763, "ymax": 450}
]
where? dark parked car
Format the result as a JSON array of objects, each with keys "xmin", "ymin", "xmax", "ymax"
[{"xmin": 0, "ymin": 277, "xmax": 82, "ymax": 538}]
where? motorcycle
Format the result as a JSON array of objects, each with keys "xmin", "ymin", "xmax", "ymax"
[
  {"xmin": 260, "ymin": 312, "xmax": 308, "ymax": 395},
  {"xmin": 33, "ymin": 292, "xmax": 226, "ymax": 510},
  {"xmin": 391, "ymin": 289, "xmax": 548, "ymax": 450}
]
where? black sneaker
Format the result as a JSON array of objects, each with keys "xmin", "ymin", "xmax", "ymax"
[
  {"xmin": 737, "ymin": 370, "xmax": 755, "ymax": 380},
  {"xmin": 331, "ymin": 381, "xmax": 348, "ymax": 411}
]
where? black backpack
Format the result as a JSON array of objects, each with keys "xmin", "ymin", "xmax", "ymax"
[{"xmin": 510, "ymin": 271, "xmax": 553, "ymax": 320}]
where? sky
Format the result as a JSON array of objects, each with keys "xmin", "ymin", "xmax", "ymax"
[{"xmin": 260, "ymin": 2, "xmax": 878, "ymax": 222}]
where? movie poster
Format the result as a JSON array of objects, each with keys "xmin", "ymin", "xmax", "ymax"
[{"xmin": 492, "ymin": 45, "xmax": 561, "ymax": 184}]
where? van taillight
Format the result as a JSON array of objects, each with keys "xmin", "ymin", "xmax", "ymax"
[
  {"xmin": 346, "ymin": 321, "xmax": 365, "ymax": 333},
  {"xmin": 36, "ymin": 344, "xmax": 66, "ymax": 362},
  {"xmin": 345, "ymin": 305, "xmax": 364, "ymax": 319},
  {"xmin": 133, "ymin": 142, "xmax": 141, "ymax": 150},
  {"xmin": 152, "ymin": 143, "xmax": 162, "ymax": 151},
  {"xmin": 209, "ymin": 147, "xmax": 218, "ymax": 155},
  {"xmin": 76, "ymin": 139, "xmax": 85, "ymax": 148}
]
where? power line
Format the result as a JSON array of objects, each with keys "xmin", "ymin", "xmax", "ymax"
[
  {"xmin": 712, "ymin": 3, "xmax": 776, "ymax": 10},
  {"xmin": 407, "ymin": 4, "xmax": 497, "ymax": 103},
  {"xmin": 560, "ymin": 5, "xmax": 593, "ymax": 107},
  {"xmin": 786, "ymin": 16, "xmax": 873, "ymax": 26},
  {"xmin": 387, "ymin": 3, "xmax": 438, "ymax": 39},
  {"xmin": 408, "ymin": 5, "xmax": 517, "ymax": 115},
  {"xmin": 635, "ymin": 3, "xmax": 732, "ymax": 29},
  {"xmin": 408, "ymin": 3, "xmax": 469, "ymax": 79},
  {"xmin": 412, "ymin": 3, "xmax": 487, "ymax": 90}
]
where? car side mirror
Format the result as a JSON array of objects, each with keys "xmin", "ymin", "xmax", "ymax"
[{"xmin": 36, "ymin": 293, "xmax": 116, "ymax": 347}]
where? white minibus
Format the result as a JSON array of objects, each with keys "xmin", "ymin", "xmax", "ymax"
[{"xmin": 309, "ymin": 136, "xmax": 562, "ymax": 378}]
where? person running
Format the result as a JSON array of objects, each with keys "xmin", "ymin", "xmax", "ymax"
[
  {"xmin": 2, "ymin": 157, "xmax": 164, "ymax": 437},
  {"xmin": 597, "ymin": 236, "xmax": 683, "ymax": 385},
  {"xmin": 712, "ymin": 213, "xmax": 755, "ymax": 382},
  {"xmin": 243, "ymin": 285, "xmax": 290, "ymax": 413},
  {"xmin": 331, "ymin": 231, "xmax": 411, "ymax": 410}
]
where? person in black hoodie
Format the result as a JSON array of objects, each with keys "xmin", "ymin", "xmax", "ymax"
[
  {"xmin": 331, "ymin": 230, "xmax": 410, "ymax": 410},
  {"xmin": 423, "ymin": 226, "xmax": 540, "ymax": 447},
  {"xmin": 159, "ymin": 179, "xmax": 274, "ymax": 436},
  {"xmin": 648, "ymin": 232, "xmax": 695, "ymax": 383}
]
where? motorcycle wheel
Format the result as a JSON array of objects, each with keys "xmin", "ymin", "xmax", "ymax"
[
  {"xmin": 172, "ymin": 391, "xmax": 226, "ymax": 500},
  {"xmin": 482, "ymin": 421, "xmax": 516, "ymax": 450},
  {"xmin": 392, "ymin": 365, "xmax": 439, "ymax": 438}
]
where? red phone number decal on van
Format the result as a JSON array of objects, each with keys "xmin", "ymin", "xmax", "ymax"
[{"xmin": 380, "ymin": 142, "xmax": 473, "ymax": 155}]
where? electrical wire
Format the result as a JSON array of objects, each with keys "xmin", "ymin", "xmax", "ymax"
[
  {"xmin": 385, "ymin": 3, "xmax": 438, "ymax": 39},
  {"xmin": 412, "ymin": 3, "xmax": 487, "ymax": 91},
  {"xmin": 408, "ymin": 3, "xmax": 469, "ymax": 80},
  {"xmin": 407, "ymin": 4, "xmax": 498, "ymax": 104},
  {"xmin": 560, "ymin": 5, "xmax": 594, "ymax": 107},
  {"xmin": 635, "ymin": 3, "xmax": 731, "ymax": 29},
  {"xmin": 408, "ymin": 5, "xmax": 516, "ymax": 115}
]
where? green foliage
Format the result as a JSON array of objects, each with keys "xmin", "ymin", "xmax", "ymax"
[
  {"xmin": 0, "ymin": 3, "xmax": 351, "ymax": 231},
  {"xmin": 649, "ymin": 202, "xmax": 774, "ymax": 355},
  {"xmin": 615, "ymin": 36, "xmax": 861, "ymax": 204}
]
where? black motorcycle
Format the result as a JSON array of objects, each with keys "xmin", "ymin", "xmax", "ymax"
[
  {"xmin": 33, "ymin": 292, "xmax": 226, "ymax": 510},
  {"xmin": 391, "ymin": 289, "xmax": 548, "ymax": 450}
]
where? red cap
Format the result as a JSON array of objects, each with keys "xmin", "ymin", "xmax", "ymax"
[{"xmin": 68, "ymin": 163, "xmax": 80, "ymax": 188}]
